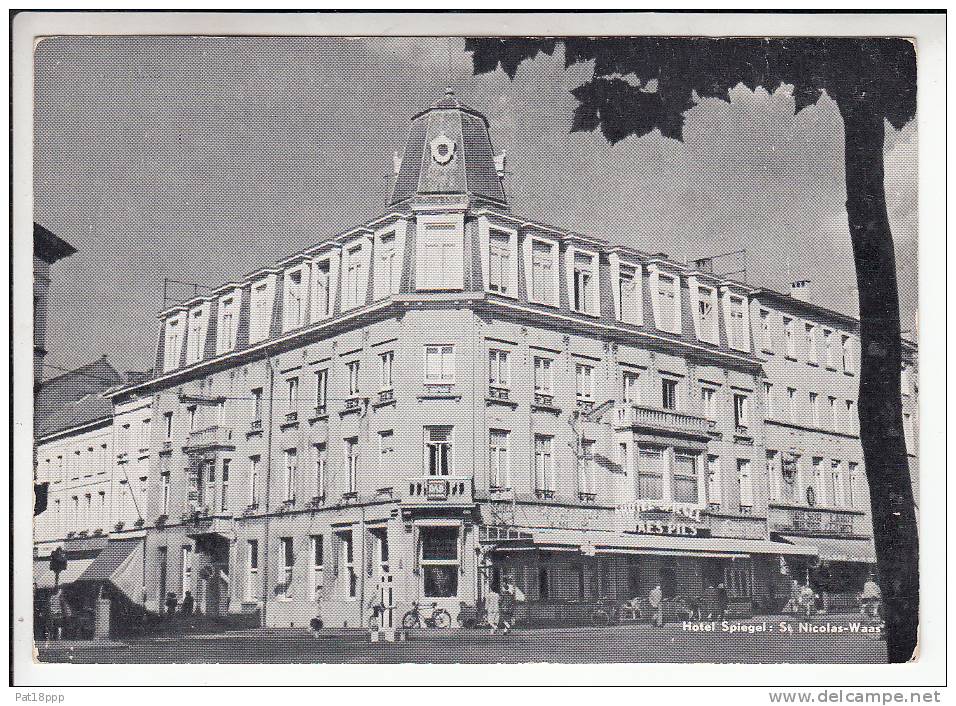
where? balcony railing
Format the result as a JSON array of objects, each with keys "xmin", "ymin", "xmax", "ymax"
[
  {"xmin": 576, "ymin": 398, "xmax": 595, "ymax": 413},
  {"xmin": 771, "ymin": 506, "xmax": 857, "ymax": 536},
  {"xmin": 488, "ymin": 386, "xmax": 510, "ymax": 401},
  {"xmin": 405, "ymin": 476, "xmax": 473, "ymax": 505},
  {"xmin": 343, "ymin": 396, "xmax": 362, "ymax": 411},
  {"xmin": 378, "ymin": 389, "xmax": 394, "ymax": 404},
  {"xmin": 184, "ymin": 425, "xmax": 235, "ymax": 451},
  {"xmin": 534, "ymin": 392, "xmax": 555, "ymax": 406},
  {"xmin": 614, "ymin": 404, "xmax": 710, "ymax": 438}
]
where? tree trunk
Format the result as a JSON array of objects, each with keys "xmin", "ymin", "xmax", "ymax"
[{"xmin": 839, "ymin": 102, "xmax": 919, "ymax": 663}]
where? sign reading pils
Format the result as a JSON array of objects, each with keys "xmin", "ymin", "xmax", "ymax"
[{"xmin": 635, "ymin": 520, "xmax": 699, "ymax": 536}]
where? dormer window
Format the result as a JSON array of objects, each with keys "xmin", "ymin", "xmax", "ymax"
[
  {"xmin": 311, "ymin": 257, "xmax": 334, "ymax": 322},
  {"xmin": 805, "ymin": 323, "xmax": 819, "ymax": 364},
  {"xmin": 186, "ymin": 305, "xmax": 210, "ymax": 364},
  {"xmin": 525, "ymin": 236, "xmax": 559, "ymax": 306},
  {"xmin": 617, "ymin": 263, "xmax": 642, "ymax": 324},
  {"xmin": 341, "ymin": 241, "xmax": 368, "ymax": 311},
  {"xmin": 216, "ymin": 294, "xmax": 239, "ymax": 354},
  {"xmin": 163, "ymin": 316, "xmax": 184, "ymax": 372},
  {"xmin": 374, "ymin": 226, "xmax": 403, "ymax": 299},
  {"xmin": 650, "ymin": 268, "xmax": 681, "ymax": 334},
  {"xmin": 283, "ymin": 267, "xmax": 307, "ymax": 331},
  {"xmin": 695, "ymin": 285, "xmax": 719, "ymax": 343},
  {"xmin": 416, "ymin": 214, "xmax": 464, "ymax": 291},
  {"xmin": 249, "ymin": 276, "xmax": 277, "ymax": 344},
  {"xmin": 570, "ymin": 250, "xmax": 598, "ymax": 315},
  {"xmin": 479, "ymin": 220, "xmax": 518, "ymax": 298},
  {"xmin": 724, "ymin": 293, "xmax": 750, "ymax": 352}
]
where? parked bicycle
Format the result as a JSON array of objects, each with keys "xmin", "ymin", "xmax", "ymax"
[
  {"xmin": 402, "ymin": 601, "xmax": 451, "ymax": 629},
  {"xmin": 591, "ymin": 600, "xmax": 644, "ymax": 626}
]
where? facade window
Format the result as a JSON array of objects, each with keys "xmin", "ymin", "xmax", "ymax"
[
  {"xmin": 622, "ymin": 371, "xmax": 641, "ymax": 403},
  {"xmin": 662, "ymin": 378, "xmax": 679, "ymax": 411},
  {"xmin": 421, "ymin": 526, "xmax": 460, "ymax": 598},
  {"xmin": 342, "ymin": 243, "xmax": 366, "ymax": 310},
  {"xmin": 766, "ymin": 450, "xmax": 779, "ymax": 499},
  {"xmin": 673, "ymin": 452, "xmax": 700, "ymax": 503},
  {"xmin": 823, "ymin": 329, "xmax": 836, "ymax": 367},
  {"xmin": 424, "ymin": 345, "xmax": 454, "ymax": 384},
  {"xmin": 314, "ymin": 444, "xmax": 327, "ymax": 499},
  {"xmin": 845, "ymin": 400, "xmax": 857, "ymax": 435},
  {"xmin": 249, "ymin": 280, "xmax": 275, "ymax": 344},
  {"xmin": 286, "ymin": 377, "xmax": 299, "ymax": 411},
  {"xmin": 220, "ymin": 459, "xmax": 230, "ymax": 512},
  {"xmin": 786, "ymin": 387, "xmax": 797, "ymax": 421},
  {"xmin": 283, "ymin": 269, "xmax": 305, "ymax": 330},
  {"xmin": 841, "ymin": 334, "xmax": 854, "ymax": 374},
  {"xmin": 346, "ymin": 361, "xmax": 360, "ymax": 397},
  {"xmin": 811, "ymin": 457, "xmax": 824, "ymax": 506},
  {"xmin": 737, "ymin": 459, "xmax": 753, "ymax": 509},
  {"xmin": 346, "ymin": 438, "xmax": 359, "ymax": 493},
  {"xmin": 248, "ymin": 455, "xmax": 260, "ymax": 507},
  {"xmin": 706, "ymin": 455, "xmax": 721, "ymax": 507},
  {"xmin": 637, "ymin": 447, "xmax": 665, "ymax": 500},
  {"xmin": 278, "ymin": 537, "xmax": 294, "ymax": 599},
  {"xmin": 163, "ymin": 317, "xmax": 182, "ymax": 371},
  {"xmin": 780, "ymin": 453, "xmax": 798, "ymax": 503},
  {"xmin": 848, "ymin": 462, "xmax": 860, "ymax": 508},
  {"xmin": 375, "ymin": 230, "xmax": 401, "ymax": 297},
  {"xmin": 809, "ymin": 392, "xmax": 820, "ymax": 427},
  {"xmin": 425, "ymin": 426, "xmax": 453, "ymax": 476},
  {"xmin": 488, "ymin": 429, "xmax": 510, "ymax": 489},
  {"xmin": 488, "ymin": 230, "xmax": 513, "ymax": 294},
  {"xmin": 533, "ymin": 357, "xmax": 553, "ymax": 396},
  {"xmin": 378, "ymin": 431, "xmax": 395, "ymax": 470},
  {"xmin": 181, "ymin": 545, "xmax": 193, "ymax": 599},
  {"xmin": 697, "ymin": 286, "xmax": 718, "ymax": 343},
  {"xmin": 655, "ymin": 273, "xmax": 680, "ymax": 333},
  {"xmin": 163, "ymin": 411, "xmax": 174, "ymax": 439},
  {"xmin": 313, "ymin": 259, "xmax": 332, "ymax": 320},
  {"xmin": 379, "ymin": 351, "xmax": 394, "ymax": 390},
  {"xmin": 575, "ymin": 364, "xmax": 594, "ymax": 401},
  {"xmin": 578, "ymin": 440, "xmax": 596, "ymax": 496},
  {"xmin": 245, "ymin": 539, "xmax": 259, "ymax": 601},
  {"xmin": 338, "ymin": 531, "xmax": 358, "ymax": 599},
  {"xmin": 831, "ymin": 460, "xmax": 845, "ymax": 507},
  {"xmin": 733, "ymin": 393, "xmax": 749, "ymax": 429},
  {"xmin": 314, "ymin": 370, "xmax": 328, "ymax": 411},
  {"xmin": 161, "ymin": 470, "xmax": 170, "ymax": 515},
  {"xmin": 618, "ymin": 264, "xmax": 641, "ymax": 323},
  {"xmin": 283, "ymin": 448, "xmax": 297, "ymax": 502},
  {"xmin": 763, "ymin": 382, "xmax": 774, "ymax": 418},
  {"xmin": 700, "ymin": 385, "xmax": 717, "ymax": 420},
  {"xmin": 488, "ymin": 349, "xmax": 510, "ymax": 390},
  {"xmin": 727, "ymin": 295, "xmax": 748, "ymax": 350},
  {"xmin": 187, "ymin": 307, "xmax": 208, "ymax": 364},
  {"xmin": 251, "ymin": 388, "xmax": 263, "ymax": 422},
  {"xmin": 805, "ymin": 323, "xmax": 818, "ymax": 365},
  {"xmin": 828, "ymin": 396, "xmax": 838, "ymax": 430},
  {"xmin": 783, "ymin": 317, "xmax": 796, "ymax": 358},
  {"xmin": 759, "ymin": 309, "xmax": 773, "ymax": 352},
  {"xmin": 533, "ymin": 435, "xmax": 554, "ymax": 492},
  {"xmin": 417, "ymin": 218, "xmax": 463, "ymax": 290},
  {"xmin": 572, "ymin": 251, "xmax": 598, "ymax": 314},
  {"xmin": 529, "ymin": 239, "xmax": 556, "ymax": 304},
  {"xmin": 310, "ymin": 535, "xmax": 324, "ymax": 601}
]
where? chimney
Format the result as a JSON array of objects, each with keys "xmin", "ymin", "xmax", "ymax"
[{"xmin": 790, "ymin": 279, "xmax": 811, "ymax": 303}]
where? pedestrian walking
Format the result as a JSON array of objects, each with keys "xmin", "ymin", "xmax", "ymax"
[
  {"xmin": 648, "ymin": 584, "xmax": 663, "ymax": 627},
  {"xmin": 47, "ymin": 587, "xmax": 71, "ymax": 640},
  {"xmin": 716, "ymin": 583, "xmax": 729, "ymax": 620},
  {"xmin": 485, "ymin": 585, "xmax": 501, "ymax": 635},
  {"xmin": 164, "ymin": 592, "xmax": 178, "ymax": 617}
]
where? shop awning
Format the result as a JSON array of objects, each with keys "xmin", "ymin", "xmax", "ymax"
[
  {"xmin": 776, "ymin": 534, "xmax": 876, "ymax": 563},
  {"xmin": 77, "ymin": 539, "xmax": 140, "ymax": 583},
  {"xmin": 33, "ymin": 556, "xmax": 95, "ymax": 590},
  {"xmin": 525, "ymin": 528, "xmax": 819, "ymax": 558}
]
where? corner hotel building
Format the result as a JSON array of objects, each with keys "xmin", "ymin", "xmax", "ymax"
[{"xmin": 34, "ymin": 92, "xmax": 919, "ymax": 627}]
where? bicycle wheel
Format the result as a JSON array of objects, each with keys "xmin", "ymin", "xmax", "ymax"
[
  {"xmin": 432, "ymin": 610, "xmax": 452, "ymax": 629},
  {"xmin": 401, "ymin": 611, "xmax": 418, "ymax": 629}
]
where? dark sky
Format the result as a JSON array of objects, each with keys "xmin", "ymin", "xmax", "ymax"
[{"xmin": 33, "ymin": 36, "xmax": 918, "ymax": 374}]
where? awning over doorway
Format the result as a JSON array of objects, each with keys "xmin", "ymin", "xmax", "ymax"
[
  {"xmin": 522, "ymin": 528, "xmax": 819, "ymax": 559},
  {"xmin": 776, "ymin": 534, "xmax": 876, "ymax": 563},
  {"xmin": 33, "ymin": 557, "xmax": 95, "ymax": 590}
]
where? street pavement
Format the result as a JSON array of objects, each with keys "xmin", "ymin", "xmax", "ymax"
[{"xmin": 36, "ymin": 617, "xmax": 887, "ymax": 664}]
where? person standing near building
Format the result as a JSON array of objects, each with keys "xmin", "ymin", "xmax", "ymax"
[
  {"xmin": 485, "ymin": 584, "xmax": 501, "ymax": 635},
  {"xmin": 648, "ymin": 584, "xmax": 663, "ymax": 627},
  {"xmin": 716, "ymin": 583, "xmax": 729, "ymax": 620},
  {"xmin": 180, "ymin": 590, "xmax": 194, "ymax": 616},
  {"xmin": 164, "ymin": 592, "xmax": 178, "ymax": 617}
]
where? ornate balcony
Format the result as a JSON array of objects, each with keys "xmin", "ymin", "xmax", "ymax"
[
  {"xmin": 769, "ymin": 504, "xmax": 862, "ymax": 537},
  {"xmin": 613, "ymin": 404, "xmax": 710, "ymax": 439},
  {"xmin": 184, "ymin": 425, "xmax": 235, "ymax": 452},
  {"xmin": 404, "ymin": 476, "xmax": 473, "ymax": 506}
]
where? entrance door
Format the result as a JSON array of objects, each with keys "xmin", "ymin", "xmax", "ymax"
[
  {"xmin": 660, "ymin": 561, "xmax": 678, "ymax": 599},
  {"xmin": 627, "ymin": 564, "xmax": 641, "ymax": 599}
]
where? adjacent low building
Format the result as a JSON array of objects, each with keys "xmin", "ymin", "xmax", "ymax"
[{"xmin": 34, "ymin": 91, "xmax": 919, "ymax": 629}]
